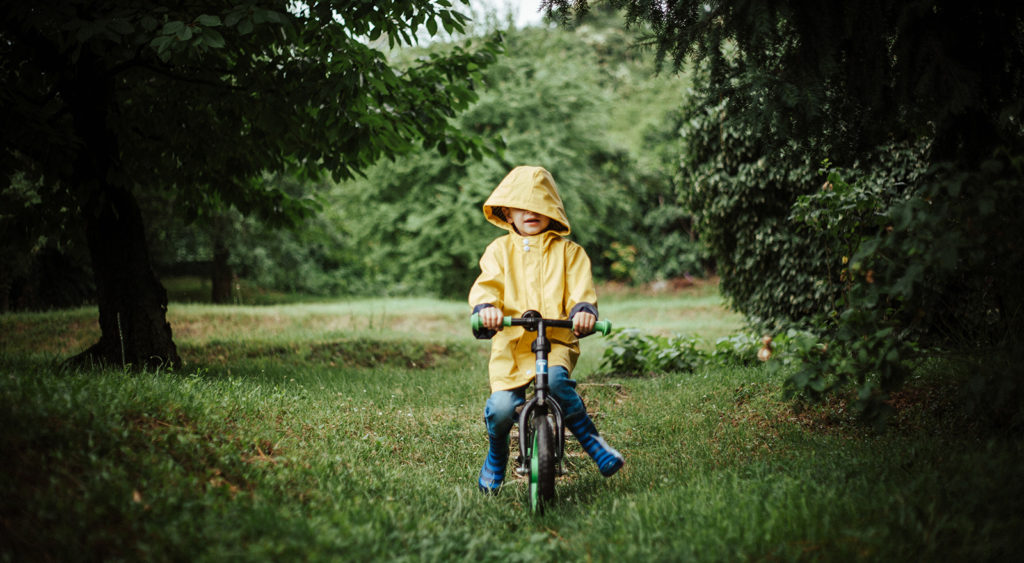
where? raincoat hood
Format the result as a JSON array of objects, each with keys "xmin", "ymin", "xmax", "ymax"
[{"xmin": 483, "ymin": 166, "xmax": 571, "ymax": 236}]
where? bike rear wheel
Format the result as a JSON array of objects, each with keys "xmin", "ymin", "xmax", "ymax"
[{"xmin": 529, "ymin": 414, "xmax": 556, "ymax": 513}]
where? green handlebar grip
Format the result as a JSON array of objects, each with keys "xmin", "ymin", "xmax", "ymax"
[
  {"xmin": 469, "ymin": 313, "xmax": 512, "ymax": 330},
  {"xmin": 594, "ymin": 320, "xmax": 612, "ymax": 335}
]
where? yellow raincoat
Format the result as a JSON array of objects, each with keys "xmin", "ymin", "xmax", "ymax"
[{"xmin": 469, "ymin": 166, "xmax": 598, "ymax": 391}]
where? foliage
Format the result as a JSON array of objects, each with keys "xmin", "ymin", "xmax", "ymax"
[
  {"xmin": 1, "ymin": 0, "xmax": 501, "ymax": 364},
  {"xmin": 710, "ymin": 332, "xmax": 762, "ymax": 365},
  {"xmin": 598, "ymin": 329, "xmax": 700, "ymax": 376},
  {"xmin": 143, "ymin": 173, "xmax": 372, "ymax": 298},
  {"xmin": 306, "ymin": 14, "xmax": 693, "ymax": 298},
  {"xmin": 675, "ymin": 73, "xmax": 934, "ymax": 332},
  {"xmin": 0, "ymin": 174, "xmax": 93, "ymax": 311},
  {"xmin": 327, "ymin": 155, "xmax": 497, "ymax": 298},
  {"xmin": 5, "ymin": 4, "xmax": 704, "ymax": 305},
  {"xmin": 782, "ymin": 153, "xmax": 1024, "ymax": 426},
  {"xmin": 547, "ymin": 0, "xmax": 1024, "ymax": 422},
  {"xmin": 599, "ymin": 328, "xmax": 763, "ymax": 376},
  {"xmin": 677, "ymin": 94, "xmax": 831, "ymax": 326},
  {"xmin": 1, "ymin": 0, "xmax": 500, "ymax": 203},
  {"xmin": 618, "ymin": 108, "xmax": 711, "ymax": 282},
  {"xmin": 546, "ymin": 1, "xmax": 1024, "ymax": 156},
  {"xmin": 789, "ymin": 152, "xmax": 922, "ymax": 316}
]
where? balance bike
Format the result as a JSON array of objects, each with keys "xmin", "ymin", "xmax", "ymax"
[{"xmin": 471, "ymin": 310, "xmax": 611, "ymax": 513}]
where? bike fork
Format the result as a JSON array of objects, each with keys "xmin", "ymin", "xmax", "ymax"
[{"xmin": 516, "ymin": 319, "xmax": 567, "ymax": 476}]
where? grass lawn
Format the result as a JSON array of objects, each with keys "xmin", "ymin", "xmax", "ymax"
[{"xmin": 1, "ymin": 282, "xmax": 1020, "ymax": 560}]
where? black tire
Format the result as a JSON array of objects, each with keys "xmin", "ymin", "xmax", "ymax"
[{"xmin": 530, "ymin": 414, "xmax": 556, "ymax": 513}]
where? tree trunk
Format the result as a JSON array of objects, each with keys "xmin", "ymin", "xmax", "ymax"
[
  {"xmin": 73, "ymin": 185, "xmax": 181, "ymax": 368},
  {"xmin": 0, "ymin": 276, "xmax": 9, "ymax": 313},
  {"xmin": 211, "ymin": 236, "xmax": 234, "ymax": 304},
  {"xmin": 65, "ymin": 54, "xmax": 179, "ymax": 369}
]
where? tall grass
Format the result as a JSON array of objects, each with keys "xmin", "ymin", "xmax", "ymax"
[{"xmin": 1, "ymin": 284, "xmax": 1020, "ymax": 560}]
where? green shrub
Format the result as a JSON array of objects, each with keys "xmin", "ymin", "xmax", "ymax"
[
  {"xmin": 678, "ymin": 96, "xmax": 831, "ymax": 329},
  {"xmin": 600, "ymin": 329, "xmax": 771, "ymax": 375},
  {"xmin": 711, "ymin": 333, "xmax": 762, "ymax": 366},
  {"xmin": 777, "ymin": 151, "xmax": 1024, "ymax": 426},
  {"xmin": 600, "ymin": 329, "xmax": 707, "ymax": 376}
]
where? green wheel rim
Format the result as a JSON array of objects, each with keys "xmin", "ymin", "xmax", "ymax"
[{"xmin": 529, "ymin": 431, "xmax": 540, "ymax": 512}]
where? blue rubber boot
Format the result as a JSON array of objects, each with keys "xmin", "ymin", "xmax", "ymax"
[
  {"xmin": 566, "ymin": 414, "xmax": 624, "ymax": 477},
  {"xmin": 478, "ymin": 433, "xmax": 509, "ymax": 493}
]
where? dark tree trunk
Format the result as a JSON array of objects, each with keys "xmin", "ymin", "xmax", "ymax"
[
  {"xmin": 74, "ymin": 185, "xmax": 181, "ymax": 368},
  {"xmin": 65, "ymin": 54, "xmax": 179, "ymax": 369},
  {"xmin": 211, "ymin": 237, "xmax": 234, "ymax": 304},
  {"xmin": 0, "ymin": 277, "xmax": 9, "ymax": 313}
]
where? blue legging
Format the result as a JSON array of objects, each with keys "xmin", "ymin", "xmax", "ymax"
[{"xmin": 484, "ymin": 365, "xmax": 585, "ymax": 437}]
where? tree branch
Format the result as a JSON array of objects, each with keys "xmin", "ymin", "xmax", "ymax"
[{"xmin": 133, "ymin": 61, "xmax": 245, "ymax": 91}]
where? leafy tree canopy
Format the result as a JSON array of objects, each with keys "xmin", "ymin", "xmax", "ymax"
[
  {"xmin": 315, "ymin": 10, "xmax": 697, "ymax": 299},
  {"xmin": 0, "ymin": 0, "xmax": 501, "ymax": 366},
  {"xmin": 2, "ymin": 0, "xmax": 500, "ymax": 218},
  {"xmin": 545, "ymin": 0, "xmax": 1023, "ymax": 158},
  {"xmin": 547, "ymin": 0, "xmax": 1024, "ymax": 423}
]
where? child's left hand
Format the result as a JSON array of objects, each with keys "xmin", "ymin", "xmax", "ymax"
[{"xmin": 572, "ymin": 311, "xmax": 596, "ymax": 336}]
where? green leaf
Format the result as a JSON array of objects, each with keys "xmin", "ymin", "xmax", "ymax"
[
  {"xmin": 263, "ymin": 10, "xmax": 286, "ymax": 24},
  {"xmin": 74, "ymin": 22, "xmax": 97, "ymax": 42},
  {"xmin": 108, "ymin": 18, "xmax": 133, "ymax": 35},
  {"xmin": 202, "ymin": 29, "xmax": 226, "ymax": 48},
  {"xmin": 196, "ymin": 14, "xmax": 222, "ymax": 27},
  {"xmin": 162, "ymin": 20, "xmax": 185, "ymax": 35},
  {"xmin": 224, "ymin": 10, "xmax": 244, "ymax": 27},
  {"xmin": 149, "ymin": 35, "xmax": 173, "ymax": 53}
]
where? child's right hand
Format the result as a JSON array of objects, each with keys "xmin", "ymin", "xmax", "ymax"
[{"xmin": 478, "ymin": 306, "xmax": 504, "ymax": 331}]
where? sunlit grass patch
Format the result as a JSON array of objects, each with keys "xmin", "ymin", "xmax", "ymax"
[
  {"xmin": 176, "ymin": 337, "xmax": 482, "ymax": 369},
  {"xmin": 0, "ymin": 307, "xmax": 99, "ymax": 357},
  {"xmin": 167, "ymin": 298, "xmax": 469, "ymax": 344}
]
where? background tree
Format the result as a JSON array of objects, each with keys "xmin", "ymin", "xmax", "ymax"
[
  {"xmin": 1, "ymin": 0, "xmax": 500, "ymax": 367},
  {"xmin": 0, "ymin": 174, "xmax": 94, "ymax": 312},
  {"xmin": 313, "ymin": 9, "xmax": 695, "ymax": 299},
  {"xmin": 546, "ymin": 0, "xmax": 1024, "ymax": 421}
]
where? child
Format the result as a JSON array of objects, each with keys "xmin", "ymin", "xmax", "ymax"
[{"xmin": 469, "ymin": 165, "xmax": 624, "ymax": 493}]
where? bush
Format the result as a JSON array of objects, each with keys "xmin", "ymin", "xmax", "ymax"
[
  {"xmin": 600, "ymin": 329, "xmax": 706, "ymax": 376},
  {"xmin": 711, "ymin": 333, "xmax": 762, "ymax": 366},
  {"xmin": 678, "ymin": 96, "xmax": 831, "ymax": 329},
  {"xmin": 779, "ymin": 150, "xmax": 1024, "ymax": 426},
  {"xmin": 599, "ymin": 329, "xmax": 768, "ymax": 376}
]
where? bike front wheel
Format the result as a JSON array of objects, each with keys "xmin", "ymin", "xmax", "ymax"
[{"xmin": 529, "ymin": 414, "xmax": 556, "ymax": 514}]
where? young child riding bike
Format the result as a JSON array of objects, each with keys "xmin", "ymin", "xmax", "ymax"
[{"xmin": 469, "ymin": 165, "xmax": 624, "ymax": 494}]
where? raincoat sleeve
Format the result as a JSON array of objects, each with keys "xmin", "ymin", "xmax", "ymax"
[
  {"xmin": 565, "ymin": 243, "xmax": 599, "ymax": 319},
  {"xmin": 469, "ymin": 240, "xmax": 506, "ymax": 339}
]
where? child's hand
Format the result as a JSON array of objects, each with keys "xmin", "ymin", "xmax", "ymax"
[
  {"xmin": 479, "ymin": 307, "xmax": 504, "ymax": 332},
  {"xmin": 572, "ymin": 311, "xmax": 596, "ymax": 336}
]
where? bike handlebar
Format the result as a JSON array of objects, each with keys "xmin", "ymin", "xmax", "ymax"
[{"xmin": 471, "ymin": 313, "xmax": 612, "ymax": 336}]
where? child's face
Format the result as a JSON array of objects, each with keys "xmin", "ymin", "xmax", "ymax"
[{"xmin": 506, "ymin": 207, "xmax": 551, "ymax": 236}]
